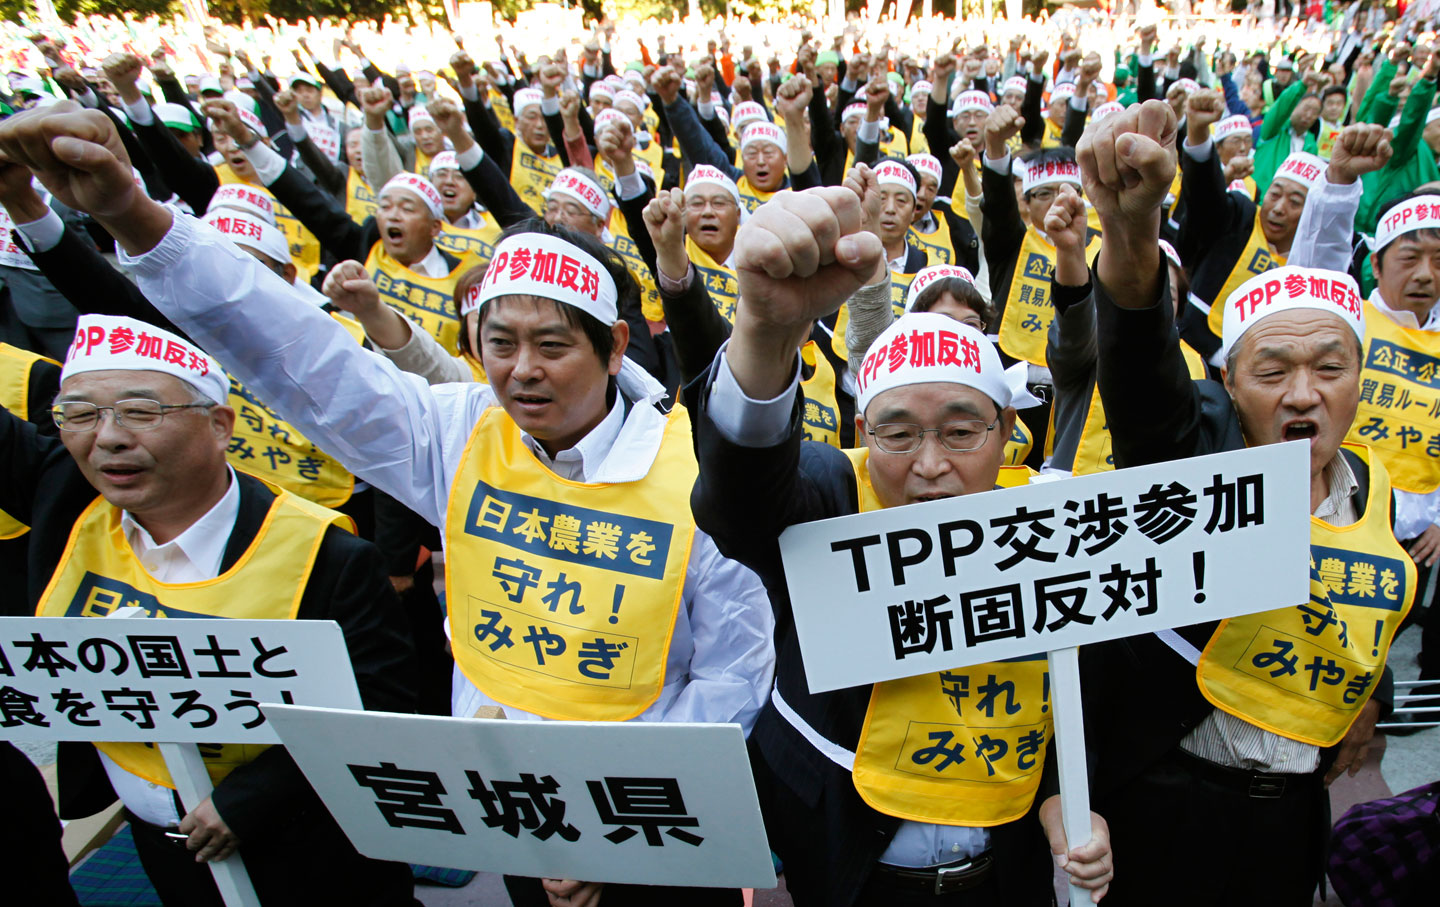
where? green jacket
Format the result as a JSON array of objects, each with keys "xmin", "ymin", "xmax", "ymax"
[
  {"xmin": 1357, "ymin": 75, "xmax": 1440, "ymax": 294},
  {"xmin": 1254, "ymin": 79, "xmax": 1318, "ymax": 192}
]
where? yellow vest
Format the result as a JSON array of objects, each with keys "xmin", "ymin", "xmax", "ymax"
[
  {"xmin": 908, "ymin": 117, "xmax": 929, "ymax": 154},
  {"xmin": 345, "ymin": 167, "xmax": 379, "ymax": 224},
  {"xmin": 214, "ymin": 166, "xmax": 321, "ymax": 286},
  {"xmin": 1345, "ymin": 300, "xmax": 1440, "ymax": 493},
  {"xmin": 444, "ymin": 405, "xmax": 696, "ymax": 721},
  {"xmin": 36, "ymin": 488, "xmax": 348, "ymax": 787},
  {"xmin": 1041, "ymin": 117, "xmax": 1064, "ymax": 149},
  {"xmin": 1000, "ymin": 227, "xmax": 1103, "ymax": 367},
  {"xmin": 608, "ymin": 208, "xmax": 665, "ymax": 323},
  {"xmin": 0, "ymin": 344, "xmax": 56, "ymax": 539},
  {"xmin": 1071, "ymin": 342, "xmax": 1207, "ymax": 475},
  {"xmin": 1198, "ymin": 444, "xmax": 1416, "ymax": 746},
  {"xmin": 842, "ymin": 129, "xmax": 910, "ymax": 175},
  {"xmin": 1205, "ymin": 212, "xmax": 1284, "ymax": 339},
  {"xmin": 510, "ymin": 141, "xmax": 562, "ymax": 216},
  {"xmin": 414, "ymin": 146, "xmax": 435, "ymax": 177},
  {"xmin": 842, "ymin": 448, "xmax": 1052, "ymax": 824},
  {"xmin": 687, "ymin": 237, "xmax": 741, "ymax": 324},
  {"xmin": 226, "ymin": 316, "xmax": 363, "ymax": 508},
  {"xmin": 491, "ymin": 89, "xmax": 516, "ymax": 134},
  {"xmin": 736, "ymin": 175, "xmax": 775, "ymax": 214},
  {"xmin": 435, "ymin": 215, "xmax": 502, "ymax": 263},
  {"xmin": 799, "ymin": 341, "xmax": 841, "ymax": 448},
  {"xmin": 909, "ymin": 213, "xmax": 956, "ymax": 266},
  {"xmin": 1004, "ymin": 415, "xmax": 1034, "ymax": 466},
  {"xmin": 364, "ymin": 244, "xmax": 477, "ymax": 356}
]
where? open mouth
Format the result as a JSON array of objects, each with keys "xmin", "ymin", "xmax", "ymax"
[
  {"xmin": 384, "ymin": 226, "xmax": 405, "ymax": 243},
  {"xmin": 511, "ymin": 392, "xmax": 552, "ymax": 411},
  {"xmin": 99, "ymin": 465, "xmax": 145, "ymax": 485},
  {"xmin": 1282, "ymin": 420, "xmax": 1319, "ymax": 441}
]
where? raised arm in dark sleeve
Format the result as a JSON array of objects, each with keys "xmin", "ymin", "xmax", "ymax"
[
  {"xmin": 809, "ymin": 85, "xmax": 845, "ymax": 182},
  {"xmin": 26, "ymin": 224, "xmax": 183, "ymax": 334},
  {"xmin": 1137, "ymin": 59, "xmax": 1157, "ymax": 103},
  {"xmin": 923, "ymin": 103, "xmax": 962, "ymax": 197},
  {"xmin": 292, "ymin": 134, "xmax": 348, "ymax": 198},
  {"xmin": 664, "ymin": 97, "xmax": 744, "ymax": 180},
  {"xmin": 980, "ymin": 160, "xmax": 1026, "ymax": 276},
  {"xmin": 1061, "ymin": 101, "xmax": 1088, "ymax": 149},
  {"xmin": 1176, "ymin": 146, "xmax": 1252, "ymax": 263},
  {"xmin": 129, "ymin": 115, "xmax": 220, "ymax": 215},
  {"xmin": 459, "ymin": 152, "xmax": 535, "ymax": 229},
  {"xmin": 99, "ymin": 108, "xmax": 172, "ymax": 203},
  {"xmin": 661, "ymin": 275, "xmax": 732, "ymax": 387},
  {"xmin": 1019, "ymin": 75, "xmax": 1045, "ymax": 147},
  {"xmin": 463, "ymin": 95, "xmax": 517, "ymax": 173},
  {"xmin": 264, "ymin": 164, "xmax": 377, "ymax": 262},
  {"xmin": 312, "ymin": 59, "xmax": 359, "ymax": 108}
]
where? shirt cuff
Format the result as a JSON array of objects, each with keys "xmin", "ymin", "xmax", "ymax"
[
  {"xmin": 983, "ymin": 151, "xmax": 1011, "ymax": 175},
  {"xmin": 1182, "ymin": 136, "xmax": 1214, "ymax": 163},
  {"xmin": 541, "ymin": 95, "xmax": 561, "ymax": 116},
  {"xmin": 13, "ymin": 207, "xmax": 64, "ymax": 253},
  {"xmin": 840, "ymin": 77, "xmax": 857, "ymax": 93},
  {"xmin": 123, "ymin": 96, "xmax": 155, "ymax": 127},
  {"xmin": 615, "ymin": 170, "xmax": 646, "ymax": 200},
  {"xmin": 707, "ymin": 342, "xmax": 802, "ymax": 449},
  {"xmin": 858, "ymin": 117, "xmax": 882, "ymax": 142},
  {"xmin": 459, "ymin": 83, "xmax": 479, "ymax": 102},
  {"xmin": 1139, "ymin": 54, "xmax": 1154, "ymax": 67},
  {"xmin": 76, "ymin": 87, "xmax": 100, "ymax": 109},
  {"xmin": 455, "ymin": 143, "xmax": 484, "ymax": 171},
  {"xmin": 657, "ymin": 261, "xmax": 694, "ymax": 293},
  {"xmin": 1069, "ymin": 95, "xmax": 1089, "ymax": 111},
  {"xmin": 698, "ymin": 99, "xmax": 715, "ymax": 119},
  {"xmin": 285, "ymin": 121, "xmax": 308, "ymax": 143},
  {"xmin": 243, "ymin": 141, "xmax": 288, "ymax": 186}
]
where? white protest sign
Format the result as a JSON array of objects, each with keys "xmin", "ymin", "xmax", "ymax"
[
  {"xmin": 303, "ymin": 118, "xmax": 341, "ymax": 161},
  {"xmin": 263, "ymin": 705, "xmax": 778, "ymax": 889},
  {"xmin": 779, "ymin": 442, "xmax": 1312, "ymax": 692},
  {"xmin": 0, "ymin": 199, "xmax": 41, "ymax": 270},
  {"xmin": 0, "ymin": 618, "xmax": 361, "ymax": 742}
]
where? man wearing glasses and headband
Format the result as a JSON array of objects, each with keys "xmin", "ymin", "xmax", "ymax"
[
  {"xmin": 0, "ymin": 313, "xmax": 419, "ymax": 905},
  {"xmin": 685, "ymin": 185, "xmax": 1113, "ymax": 905}
]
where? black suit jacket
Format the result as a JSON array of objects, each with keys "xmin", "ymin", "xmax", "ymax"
[{"xmin": 686, "ymin": 360, "xmax": 1058, "ymax": 907}]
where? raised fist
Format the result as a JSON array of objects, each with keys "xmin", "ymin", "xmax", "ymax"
[
  {"xmin": 1327, "ymin": 122, "xmax": 1392, "ymax": 185},
  {"xmin": 985, "ymin": 104, "xmax": 1024, "ymax": 159},
  {"xmin": 273, "ymin": 89, "xmax": 301, "ymax": 124},
  {"xmin": 322, "ymin": 260, "xmax": 383, "ymax": 317},
  {"xmin": 1078, "ymin": 98, "xmax": 1178, "ymax": 226},
  {"xmin": 776, "ymin": 72, "xmax": 813, "ymax": 123}
]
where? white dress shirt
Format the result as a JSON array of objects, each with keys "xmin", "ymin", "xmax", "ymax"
[
  {"xmin": 706, "ymin": 347, "xmax": 990, "ymax": 867},
  {"xmin": 120, "ymin": 213, "xmax": 775, "ymax": 737},
  {"xmin": 99, "ymin": 469, "xmax": 241, "ymax": 827}
]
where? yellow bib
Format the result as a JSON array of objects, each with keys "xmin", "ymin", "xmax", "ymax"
[
  {"xmin": 1041, "ymin": 117, "xmax": 1064, "ymax": 149},
  {"xmin": 444, "ymin": 405, "xmax": 696, "ymax": 721},
  {"xmin": 226, "ymin": 315, "xmax": 362, "ymax": 508},
  {"xmin": 1206, "ymin": 213, "xmax": 1284, "ymax": 339},
  {"xmin": 842, "ymin": 448, "xmax": 1052, "ymax": 824},
  {"xmin": 842, "ymin": 129, "xmax": 910, "ymax": 175},
  {"xmin": 909, "ymin": 213, "xmax": 956, "ymax": 266},
  {"xmin": 908, "ymin": 118, "xmax": 930, "ymax": 154},
  {"xmin": 364, "ymin": 244, "xmax": 477, "ymax": 356},
  {"xmin": 491, "ymin": 89, "xmax": 516, "ymax": 134},
  {"xmin": 736, "ymin": 175, "xmax": 775, "ymax": 214},
  {"xmin": 1000, "ymin": 227, "xmax": 1103, "ymax": 367},
  {"xmin": 799, "ymin": 341, "xmax": 841, "ymax": 448},
  {"xmin": 414, "ymin": 146, "xmax": 434, "ymax": 177},
  {"xmin": 1072, "ymin": 342, "xmax": 1206, "ymax": 475},
  {"xmin": 346, "ymin": 167, "xmax": 379, "ymax": 224},
  {"xmin": 1004, "ymin": 415, "xmax": 1034, "ymax": 466},
  {"xmin": 608, "ymin": 208, "xmax": 665, "ymax": 323},
  {"xmin": 0, "ymin": 343, "xmax": 56, "ymax": 539},
  {"xmin": 510, "ymin": 142, "xmax": 563, "ymax": 216},
  {"xmin": 435, "ymin": 215, "xmax": 502, "ymax": 263},
  {"xmin": 1346, "ymin": 300, "xmax": 1440, "ymax": 493},
  {"xmin": 1198, "ymin": 444, "xmax": 1416, "ymax": 746},
  {"xmin": 687, "ymin": 237, "xmax": 741, "ymax": 324},
  {"xmin": 36, "ymin": 488, "xmax": 347, "ymax": 787},
  {"xmin": 214, "ymin": 167, "xmax": 321, "ymax": 285}
]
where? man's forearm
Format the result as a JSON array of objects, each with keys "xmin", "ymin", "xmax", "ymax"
[
  {"xmin": 1096, "ymin": 212, "xmax": 1163, "ymax": 311},
  {"xmin": 93, "ymin": 193, "xmax": 175, "ymax": 257}
]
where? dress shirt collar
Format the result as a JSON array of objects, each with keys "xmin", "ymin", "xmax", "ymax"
[
  {"xmin": 122, "ymin": 467, "xmax": 241, "ymax": 580},
  {"xmin": 523, "ymin": 391, "xmax": 626, "ymax": 482},
  {"xmin": 1312, "ymin": 452, "xmax": 1360, "ymax": 525},
  {"xmin": 1371, "ymin": 290, "xmax": 1440, "ymax": 331},
  {"xmin": 408, "ymin": 244, "xmax": 450, "ymax": 279}
]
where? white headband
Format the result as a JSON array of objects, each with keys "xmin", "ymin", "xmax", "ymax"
[
  {"xmin": 593, "ymin": 108, "xmax": 630, "ymax": 135},
  {"xmin": 206, "ymin": 183, "xmax": 277, "ymax": 224},
  {"xmin": 202, "ymin": 209, "xmax": 292, "ymax": 266},
  {"xmin": 841, "ymin": 102, "xmax": 866, "ymax": 124},
  {"xmin": 1374, "ymin": 195, "xmax": 1440, "ymax": 252},
  {"xmin": 1214, "ymin": 114, "xmax": 1252, "ymax": 143},
  {"xmin": 408, "ymin": 107, "xmax": 435, "ymax": 128},
  {"xmin": 471, "ymin": 232, "xmax": 618, "ymax": 324},
  {"xmin": 949, "ymin": 90, "xmax": 993, "ymax": 118},
  {"xmin": 732, "ymin": 101, "xmax": 767, "ymax": 129},
  {"xmin": 1169, "ymin": 78, "xmax": 1201, "ymax": 96},
  {"xmin": 905, "ymin": 265, "xmax": 976, "ymax": 311},
  {"xmin": 907, "ymin": 153, "xmax": 942, "ymax": 184},
  {"xmin": 1159, "ymin": 239, "xmax": 1183, "ymax": 270},
  {"xmin": 614, "ymin": 89, "xmax": 647, "ymax": 112},
  {"xmin": 910, "ymin": 80, "xmax": 933, "ymax": 99},
  {"xmin": 589, "ymin": 82, "xmax": 615, "ymax": 101},
  {"xmin": 513, "ymin": 88, "xmax": 543, "ymax": 119},
  {"xmin": 874, "ymin": 160, "xmax": 917, "ymax": 198},
  {"xmin": 856, "ymin": 313, "xmax": 1011, "ymax": 416},
  {"xmin": 64, "ymin": 314, "xmax": 229, "ymax": 405},
  {"xmin": 1049, "ymin": 83, "xmax": 1076, "ymax": 104},
  {"xmin": 1022, "ymin": 157, "xmax": 1082, "ymax": 194},
  {"xmin": 685, "ymin": 164, "xmax": 743, "ymax": 208},
  {"xmin": 1002, "ymin": 76, "xmax": 1028, "ymax": 96},
  {"xmin": 1220, "ymin": 265, "xmax": 1364, "ymax": 361},
  {"xmin": 1273, "ymin": 152, "xmax": 1326, "ymax": 191},
  {"xmin": 428, "ymin": 151, "xmax": 460, "ymax": 176},
  {"xmin": 546, "ymin": 168, "xmax": 611, "ymax": 220},
  {"xmin": 740, "ymin": 121, "xmax": 784, "ymax": 153},
  {"xmin": 381, "ymin": 172, "xmax": 445, "ymax": 220},
  {"xmin": 1091, "ymin": 101, "xmax": 1125, "ymax": 122}
]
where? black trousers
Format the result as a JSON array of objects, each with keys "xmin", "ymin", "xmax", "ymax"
[
  {"xmin": 503, "ymin": 874, "xmax": 742, "ymax": 906},
  {"xmin": 128, "ymin": 805, "xmax": 418, "ymax": 907},
  {"xmin": 1097, "ymin": 748, "xmax": 1324, "ymax": 907},
  {"xmin": 0, "ymin": 742, "xmax": 79, "ymax": 906}
]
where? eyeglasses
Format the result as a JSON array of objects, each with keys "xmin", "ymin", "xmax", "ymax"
[
  {"xmin": 51, "ymin": 399, "xmax": 215, "ymax": 433},
  {"xmin": 867, "ymin": 419, "xmax": 999, "ymax": 454}
]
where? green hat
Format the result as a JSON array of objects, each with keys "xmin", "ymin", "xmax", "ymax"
[
  {"xmin": 154, "ymin": 101, "xmax": 199, "ymax": 132},
  {"xmin": 817, "ymin": 50, "xmax": 840, "ymax": 67},
  {"xmin": 887, "ymin": 71, "xmax": 903, "ymax": 86},
  {"xmin": 625, "ymin": 61, "xmax": 645, "ymax": 73},
  {"xmin": 289, "ymin": 73, "xmax": 323, "ymax": 90},
  {"xmin": 1113, "ymin": 66, "xmax": 1130, "ymax": 85},
  {"xmin": 780, "ymin": 72, "xmax": 792, "ymax": 83}
]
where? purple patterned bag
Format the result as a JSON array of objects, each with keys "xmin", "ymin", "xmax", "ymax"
[{"xmin": 1327, "ymin": 780, "xmax": 1440, "ymax": 906}]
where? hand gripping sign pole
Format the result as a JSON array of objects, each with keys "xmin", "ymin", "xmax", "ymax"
[
  {"xmin": 778, "ymin": 443, "xmax": 1314, "ymax": 904},
  {"xmin": 0, "ymin": 615, "xmax": 364, "ymax": 907},
  {"xmin": 157, "ymin": 742, "xmax": 261, "ymax": 906}
]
